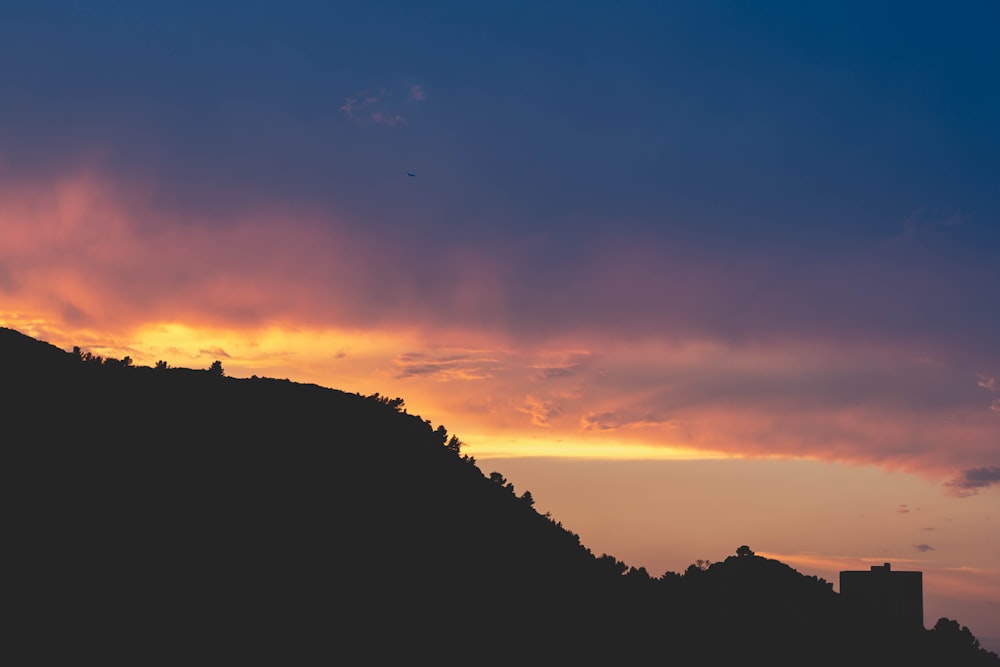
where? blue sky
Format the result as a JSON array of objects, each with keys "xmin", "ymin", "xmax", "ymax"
[{"xmin": 4, "ymin": 1, "xmax": 999, "ymax": 242}]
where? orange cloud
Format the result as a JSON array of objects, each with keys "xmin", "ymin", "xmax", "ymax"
[{"xmin": 2, "ymin": 166, "xmax": 998, "ymax": 496}]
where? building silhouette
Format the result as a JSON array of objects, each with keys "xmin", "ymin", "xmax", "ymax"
[{"xmin": 839, "ymin": 563, "xmax": 923, "ymax": 631}]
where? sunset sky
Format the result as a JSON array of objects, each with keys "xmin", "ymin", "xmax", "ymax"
[{"xmin": 2, "ymin": 1, "xmax": 998, "ymax": 649}]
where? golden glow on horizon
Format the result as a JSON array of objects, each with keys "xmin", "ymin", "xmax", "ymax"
[
  {"xmin": 0, "ymin": 315, "xmax": 739, "ymax": 463},
  {"xmin": 2, "ymin": 313, "xmax": 997, "ymax": 482},
  {"xmin": 462, "ymin": 433, "xmax": 732, "ymax": 461},
  {"xmin": 118, "ymin": 322, "xmax": 740, "ymax": 462},
  {"xmin": 129, "ymin": 322, "xmax": 406, "ymax": 366}
]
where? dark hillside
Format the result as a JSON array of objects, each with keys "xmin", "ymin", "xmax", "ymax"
[{"xmin": 3, "ymin": 327, "xmax": 997, "ymax": 666}]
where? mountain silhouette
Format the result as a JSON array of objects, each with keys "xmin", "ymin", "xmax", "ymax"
[{"xmin": 4, "ymin": 326, "xmax": 997, "ymax": 666}]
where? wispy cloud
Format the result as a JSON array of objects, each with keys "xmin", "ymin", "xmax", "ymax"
[
  {"xmin": 897, "ymin": 504, "xmax": 911, "ymax": 514},
  {"xmin": 518, "ymin": 396, "xmax": 562, "ymax": 427},
  {"xmin": 393, "ymin": 351, "xmax": 501, "ymax": 380},
  {"xmin": 530, "ymin": 352, "xmax": 592, "ymax": 382},
  {"xmin": 887, "ymin": 208, "xmax": 964, "ymax": 247},
  {"xmin": 340, "ymin": 83, "xmax": 425, "ymax": 127},
  {"xmin": 534, "ymin": 366, "xmax": 575, "ymax": 380},
  {"xmin": 976, "ymin": 374, "xmax": 1000, "ymax": 413},
  {"xmin": 913, "ymin": 544, "xmax": 935, "ymax": 552},
  {"xmin": 580, "ymin": 410, "xmax": 676, "ymax": 432},
  {"xmin": 977, "ymin": 373, "xmax": 997, "ymax": 391}
]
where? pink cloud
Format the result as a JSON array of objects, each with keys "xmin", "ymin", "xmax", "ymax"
[{"xmin": 2, "ymin": 166, "xmax": 997, "ymax": 496}]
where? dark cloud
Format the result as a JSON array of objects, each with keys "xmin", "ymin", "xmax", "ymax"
[
  {"xmin": 946, "ymin": 466, "xmax": 1000, "ymax": 497},
  {"xmin": 912, "ymin": 544, "xmax": 934, "ymax": 552}
]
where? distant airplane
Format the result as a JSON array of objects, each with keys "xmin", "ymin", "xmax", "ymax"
[{"xmin": 407, "ymin": 171, "xmax": 416, "ymax": 177}]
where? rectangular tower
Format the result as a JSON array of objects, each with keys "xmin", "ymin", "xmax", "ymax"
[{"xmin": 839, "ymin": 563, "xmax": 923, "ymax": 631}]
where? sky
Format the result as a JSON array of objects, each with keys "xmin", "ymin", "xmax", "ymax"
[{"xmin": 1, "ymin": 0, "xmax": 998, "ymax": 650}]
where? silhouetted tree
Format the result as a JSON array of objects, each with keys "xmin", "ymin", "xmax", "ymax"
[
  {"xmin": 596, "ymin": 554, "xmax": 628, "ymax": 576},
  {"xmin": 930, "ymin": 618, "xmax": 991, "ymax": 655},
  {"xmin": 368, "ymin": 392, "xmax": 405, "ymax": 411},
  {"xmin": 208, "ymin": 360, "xmax": 224, "ymax": 376},
  {"xmin": 76, "ymin": 349, "xmax": 103, "ymax": 364},
  {"xmin": 106, "ymin": 355, "xmax": 133, "ymax": 368},
  {"xmin": 685, "ymin": 559, "xmax": 712, "ymax": 576},
  {"xmin": 660, "ymin": 570, "xmax": 682, "ymax": 584},
  {"xmin": 155, "ymin": 360, "xmax": 169, "ymax": 370},
  {"xmin": 737, "ymin": 545, "xmax": 755, "ymax": 557}
]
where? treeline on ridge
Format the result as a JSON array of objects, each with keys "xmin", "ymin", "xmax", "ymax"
[{"xmin": 3, "ymin": 327, "xmax": 997, "ymax": 666}]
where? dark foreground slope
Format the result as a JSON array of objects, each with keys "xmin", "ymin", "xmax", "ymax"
[{"xmin": 3, "ymin": 327, "xmax": 997, "ymax": 666}]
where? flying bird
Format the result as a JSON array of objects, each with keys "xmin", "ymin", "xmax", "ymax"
[{"xmin": 407, "ymin": 171, "xmax": 416, "ymax": 177}]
